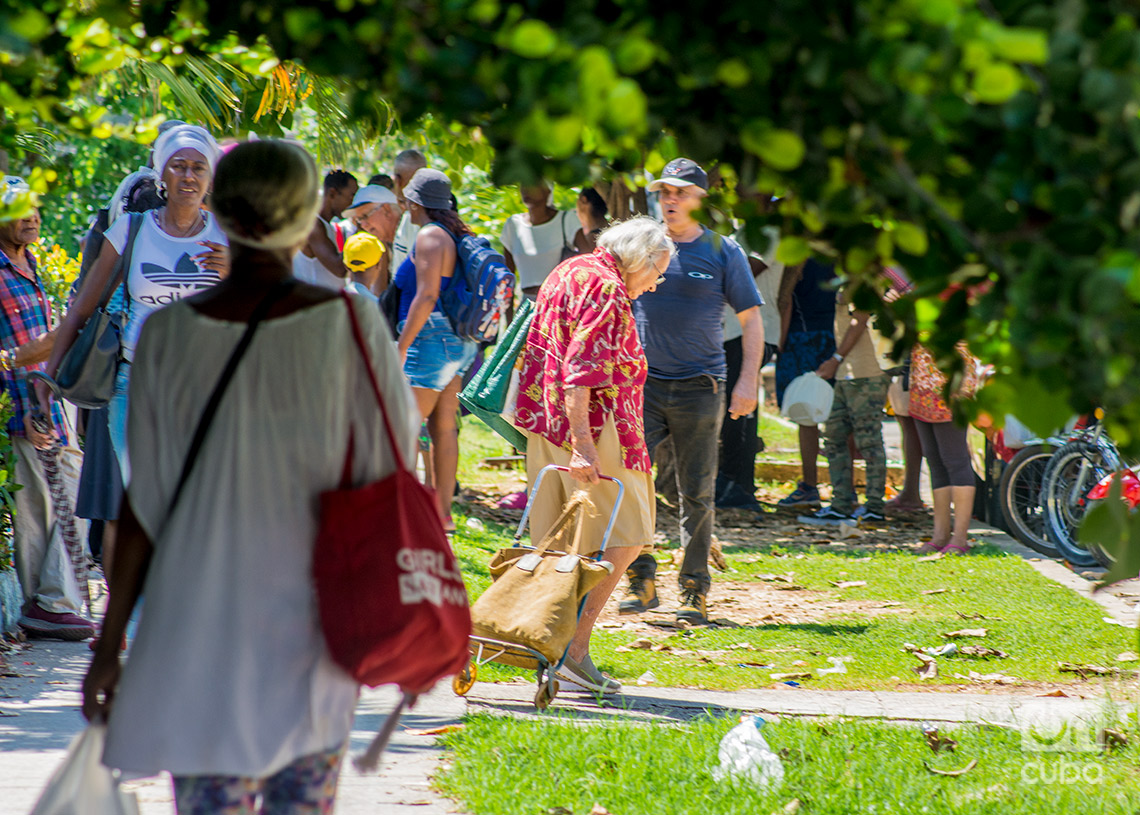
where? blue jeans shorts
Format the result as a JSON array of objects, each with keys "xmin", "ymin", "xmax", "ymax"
[
  {"xmin": 400, "ymin": 312, "xmax": 478, "ymax": 392},
  {"xmin": 107, "ymin": 362, "xmax": 132, "ymax": 486}
]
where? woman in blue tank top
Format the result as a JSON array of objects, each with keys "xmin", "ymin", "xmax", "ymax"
[{"xmin": 393, "ymin": 169, "xmax": 477, "ymax": 531}]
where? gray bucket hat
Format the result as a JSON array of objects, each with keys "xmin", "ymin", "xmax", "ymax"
[{"xmin": 403, "ymin": 168, "xmax": 453, "ymax": 210}]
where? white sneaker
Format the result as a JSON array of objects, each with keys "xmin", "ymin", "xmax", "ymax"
[{"xmin": 556, "ymin": 654, "xmax": 622, "ymax": 694}]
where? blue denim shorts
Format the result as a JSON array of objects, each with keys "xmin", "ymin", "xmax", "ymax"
[
  {"xmin": 107, "ymin": 362, "xmax": 132, "ymax": 486},
  {"xmin": 400, "ymin": 312, "xmax": 478, "ymax": 392}
]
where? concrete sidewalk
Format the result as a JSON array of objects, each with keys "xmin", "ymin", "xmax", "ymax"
[
  {"xmin": 0, "ymin": 639, "xmax": 465, "ymax": 814},
  {"xmin": 3, "ymin": 636, "xmax": 1136, "ymax": 813},
  {"xmin": 462, "ymin": 680, "xmax": 1137, "ymax": 733}
]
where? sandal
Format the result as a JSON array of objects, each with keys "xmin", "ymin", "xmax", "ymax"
[
  {"xmin": 914, "ymin": 540, "xmax": 947, "ymax": 555},
  {"xmin": 940, "ymin": 541, "xmax": 971, "ymax": 555}
]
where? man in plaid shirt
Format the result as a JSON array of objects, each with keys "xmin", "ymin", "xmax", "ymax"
[{"xmin": 0, "ymin": 177, "xmax": 93, "ymax": 640}]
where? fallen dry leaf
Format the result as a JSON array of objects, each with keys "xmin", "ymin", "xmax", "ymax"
[
  {"xmin": 772, "ymin": 799, "xmax": 802, "ymax": 815},
  {"xmin": 710, "ymin": 538, "xmax": 729, "ymax": 572},
  {"xmin": 778, "ymin": 747, "xmax": 811, "ymax": 763},
  {"xmin": 712, "ymin": 618, "xmax": 742, "ymax": 628},
  {"xmin": 589, "ymin": 806, "xmax": 614, "ymax": 815},
  {"xmin": 1099, "ymin": 729, "xmax": 1129, "ymax": 751},
  {"xmin": 916, "ymin": 553, "xmax": 944, "ymax": 562},
  {"xmin": 959, "ymin": 646, "xmax": 1008, "ymax": 659},
  {"xmin": 406, "ymin": 725, "xmax": 464, "ymax": 737},
  {"xmin": 1058, "ymin": 662, "xmax": 1116, "ymax": 677},
  {"xmin": 955, "ymin": 611, "xmax": 1003, "ymax": 621},
  {"xmin": 924, "ymin": 759, "xmax": 978, "ymax": 777},
  {"xmin": 1116, "ymin": 652, "xmax": 1140, "ymax": 663},
  {"xmin": 941, "ymin": 628, "xmax": 988, "ymax": 639},
  {"xmin": 616, "ymin": 638, "xmax": 658, "ymax": 652},
  {"xmin": 771, "ymin": 671, "xmax": 813, "ymax": 681},
  {"xmin": 913, "ymin": 653, "xmax": 939, "ymax": 680},
  {"xmin": 831, "ymin": 580, "xmax": 868, "ymax": 589},
  {"xmin": 923, "ymin": 728, "xmax": 958, "ymax": 754},
  {"xmin": 728, "ymin": 642, "xmax": 756, "ymax": 651},
  {"xmin": 837, "ymin": 523, "xmax": 865, "ymax": 539},
  {"xmin": 1036, "ymin": 689, "xmax": 1070, "ymax": 698},
  {"xmin": 922, "ymin": 588, "xmax": 950, "ymax": 595}
]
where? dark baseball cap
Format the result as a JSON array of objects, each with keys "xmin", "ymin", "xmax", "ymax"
[
  {"xmin": 403, "ymin": 168, "xmax": 453, "ymax": 210},
  {"xmin": 647, "ymin": 158, "xmax": 709, "ymax": 192}
]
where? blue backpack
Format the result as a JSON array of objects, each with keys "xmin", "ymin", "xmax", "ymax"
[{"xmin": 433, "ymin": 223, "xmax": 515, "ymax": 343}]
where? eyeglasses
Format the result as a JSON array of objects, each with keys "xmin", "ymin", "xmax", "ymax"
[
  {"xmin": 352, "ymin": 204, "xmax": 384, "ymax": 227},
  {"xmin": 653, "ymin": 257, "xmax": 670, "ymax": 286}
]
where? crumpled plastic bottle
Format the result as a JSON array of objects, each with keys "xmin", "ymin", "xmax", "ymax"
[{"xmin": 711, "ymin": 715, "xmax": 785, "ymax": 790}]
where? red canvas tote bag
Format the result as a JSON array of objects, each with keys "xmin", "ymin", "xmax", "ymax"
[{"xmin": 315, "ymin": 295, "xmax": 471, "ymax": 769}]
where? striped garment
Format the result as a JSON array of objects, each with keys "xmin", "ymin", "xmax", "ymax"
[{"xmin": 0, "ymin": 248, "xmax": 68, "ymax": 441}]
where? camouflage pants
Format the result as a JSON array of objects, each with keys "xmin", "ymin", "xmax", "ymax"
[{"xmin": 824, "ymin": 375, "xmax": 889, "ymax": 514}]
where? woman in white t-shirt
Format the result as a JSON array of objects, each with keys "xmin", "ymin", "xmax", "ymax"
[
  {"xmin": 40, "ymin": 125, "xmax": 227, "ymax": 486},
  {"xmin": 500, "ymin": 182, "xmax": 581, "ymax": 298},
  {"xmin": 81, "ymin": 138, "xmax": 417, "ymax": 814}
]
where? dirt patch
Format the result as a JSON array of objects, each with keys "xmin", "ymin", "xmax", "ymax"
[
  {"xmin": 595, "ymin": 571, "xmax": 912, "ymax": 631},
  {"xmin": 458, "ymin": 485, "xmax": 1138, "ymax": 698}
]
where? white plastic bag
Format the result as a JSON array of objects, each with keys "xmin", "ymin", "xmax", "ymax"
[
  {"xmin": 780, "ymin": 372, "xmax": 834, "ymax": 426},
  {"xmin": 30, "ymin": 724, "xmax": 139, "ymax": 815},
  {"xmin": 712, "ymin": 715, "xmax": 785, "ymax": 790},
  {"xmin": 1002, "ymin": 415, "xmax": 1036, "ymax": 449}
]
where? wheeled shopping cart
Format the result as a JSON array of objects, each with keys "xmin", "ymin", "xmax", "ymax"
[{"xmin": 453, "ymin": 464, "xmax": 625, "ymax": 709}]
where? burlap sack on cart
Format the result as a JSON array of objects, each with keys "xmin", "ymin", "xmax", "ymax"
[{"xmin": 470, "ymin": 491, "xmax": 613, "ymax": 666}]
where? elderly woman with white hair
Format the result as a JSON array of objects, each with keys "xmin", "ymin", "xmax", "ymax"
[
  {"xmin": 81, "ymin": 139, "xmax": 416, "ymax": 814},
  {"xmin": 515, "ymin": 215, "xmax": 673, "ymax": 695},
  {"xmin": 41, "ymin": 124, "xmax": 229, "ymax": 487}
]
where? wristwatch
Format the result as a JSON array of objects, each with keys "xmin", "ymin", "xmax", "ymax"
[{"xmin": 832, "ymin": 352, "xmax": 845, "ymax": 363}]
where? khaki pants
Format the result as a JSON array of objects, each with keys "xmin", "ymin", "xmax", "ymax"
[
  {"xmin": 12, "ymin": 437, "xmax": 87, "ymax": 614},
  {"xmin": 525, "ymin": 420, "xmax": 655, "ymax": 554}
]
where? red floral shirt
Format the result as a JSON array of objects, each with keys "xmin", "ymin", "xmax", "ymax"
[
  {"xmin": 516, "ymin": 249, "xmax": 651, "ymax": 473},
  {"xmin": 909, "ymin": 343, "xmax": 979, "ymax": 423}
]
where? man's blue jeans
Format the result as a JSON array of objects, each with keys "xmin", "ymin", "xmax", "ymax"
[{"xmin": 633, "ymin": 374, "xmax": 725, "ymax": 593}]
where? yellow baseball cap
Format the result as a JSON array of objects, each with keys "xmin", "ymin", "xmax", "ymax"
[{"xmin": 343, "ymin": 232, "xmax": 385, "ymax": 270}]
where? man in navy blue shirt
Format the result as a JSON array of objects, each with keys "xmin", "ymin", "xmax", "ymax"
[{"xmin": 623, "ymin": 158, "xmax": 764, "ymax": 624}]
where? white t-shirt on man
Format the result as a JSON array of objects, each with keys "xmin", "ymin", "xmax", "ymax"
[
  {"xmin": 103, "ymin": 209, "xmax": 227, "ymax": 361},
  {"xmin": 500, "ymin": 210, "xmax": 580, "ymax": 290},
  {"xmin": 391, "ymin": 211, "xmax": 419, "ymax": 273}
]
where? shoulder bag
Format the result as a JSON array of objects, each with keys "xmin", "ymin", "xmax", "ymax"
[
  {"xmin": 315, "ymin": 293, "xmax": 471, "ymax": 772},
  {"xmin": 47, "ymin": 213, "xmax": 144, "ymax": 408}
]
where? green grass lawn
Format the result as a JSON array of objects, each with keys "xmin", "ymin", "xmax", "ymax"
[
  {"xmin": 437, "ymin": 715, "xmax": 1140, "ymax": 815},
  {"xmin": 450, "ymin": 506, "xmax": 1139, "ymax": 691}
]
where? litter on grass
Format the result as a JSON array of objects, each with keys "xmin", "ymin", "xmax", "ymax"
[
  {"xmin": 817, "ymin": 656, "xmax": 853, "ymax": 675},
  {"xmin": 712, "ymin": 715, "xmax": 784, "ymax": 790},
  {"xmin": 941, "ymin": 628, "xmax": 988, "ymax": 638}
]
